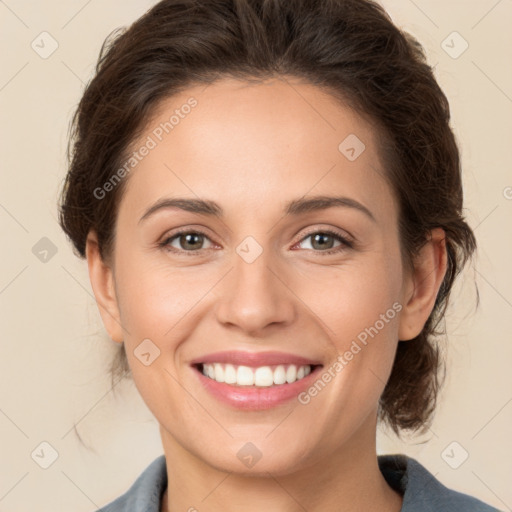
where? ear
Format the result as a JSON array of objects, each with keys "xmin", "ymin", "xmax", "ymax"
[
  {"xmin": 85, "ymin": 231, "xmax": 124, "ymax": 343},
  {"xmin": 398, "ymin": 228, "xmax": 448, "ymax": 341}
]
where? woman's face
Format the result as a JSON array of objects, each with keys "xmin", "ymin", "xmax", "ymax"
[{"xmin": 92, "ymin": 77, "xmax": 419, "ymax": 475}]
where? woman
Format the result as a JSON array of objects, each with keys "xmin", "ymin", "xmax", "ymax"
[{"xmin": 58, "ymin": 0, "xmax": 501, "ymax": 510}]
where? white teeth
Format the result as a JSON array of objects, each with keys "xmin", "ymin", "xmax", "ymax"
[
  {"xmin": 214, "ymin": 363, "xmax": 224, "ymax": 383},
  {"xmin": 286, "ymin": 365, "xmax": 297, "ymax": 383},
  {"xmin": 254, "ymin": 366, "xmax": 274, "ymax": 387},
  {"xmin": 273, "ymin": 365, "xmax": 287, "ymax": 385},
  {"xmin": 224, "ymin": 364, "xmax": 237, "ymax": 384},
  {"xmin": 200, "ymin": 363, "xmax": 313, "ymax": 387},
  {"xmin": 237, "ymin": 366, "xmax": 254, "ymax": 386}
]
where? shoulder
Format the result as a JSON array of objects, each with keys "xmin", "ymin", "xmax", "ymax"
[
  {"xmin": 378, "ymin": 454, "xmax": 502, "ymax": 512},
  {"xmin": 96, "ymin": 455, "xmax": 167, "ymax": 512}
]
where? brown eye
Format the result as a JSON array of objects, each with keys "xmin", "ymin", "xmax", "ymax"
[
  {"xmin": 296, "ymin": 229, "xmax": 353, "ymax": 255},
  {"xmin": 161, "ymin": 230, "xmax": 213, "ymax": 253}
]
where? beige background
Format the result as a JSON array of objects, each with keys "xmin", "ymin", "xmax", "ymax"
[{"xmin": 0, "ymin": 0, "xmax": 511, "ymax": 510}]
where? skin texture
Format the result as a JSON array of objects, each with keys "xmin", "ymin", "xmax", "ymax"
[{"xmin": 86, "ymin": 77, "xmax": 447, "ymax": 512}]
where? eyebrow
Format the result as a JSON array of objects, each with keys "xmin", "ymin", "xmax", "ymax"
[{"xmin": 139, "ymin": 195, "xmax": 376, "ymax": 224}]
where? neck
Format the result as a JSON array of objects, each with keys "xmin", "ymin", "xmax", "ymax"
[{"xmin": 160, "ymin": 415, "xmax": 402, "ymax": 512}]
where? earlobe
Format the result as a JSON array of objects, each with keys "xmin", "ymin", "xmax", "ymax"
[
  {"xmin": 398, "ymin": 228, "xmax": 448, "ymax": 341},
  {"xmin": 85, "ymin": 231, "xmax": 124, "ymax": 343}
]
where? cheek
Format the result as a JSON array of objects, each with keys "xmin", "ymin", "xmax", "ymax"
[
  {"xmin": 303, "ymin": 251, "xmax": 403, "ymax": 345},
  {"xmin": 313, "ymin": 250, "xmax": 404, "ymax": 391},
  {"xmin": 111, "ymin": 253, "xmax": 199, "ymax": 415},
  {"xmin": 113, "ymin": 248, "xmax": 219, "ymax": 359}
]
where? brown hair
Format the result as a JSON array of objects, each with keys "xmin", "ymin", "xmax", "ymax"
[{"xmin": 58, "ymin": 0, "xmax": 477, "ymax": 435}]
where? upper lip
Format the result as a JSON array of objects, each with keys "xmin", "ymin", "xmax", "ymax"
[{"xmin": 190, "ymin": 350, "xmax": 323, "ymax": 367}]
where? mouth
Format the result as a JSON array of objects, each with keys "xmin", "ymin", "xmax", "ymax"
[
  {"xmin": 190, "ymin": 351, "xmax": 324, "ymax": 410},
  {"xmin": 195, "ymin": 362, "xmax": 318, "ymax": 387}
]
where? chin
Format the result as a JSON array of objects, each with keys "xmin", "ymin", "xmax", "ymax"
[{"xmin": 191, "ymin": 435, "xmax": 316, "ymax": 478}]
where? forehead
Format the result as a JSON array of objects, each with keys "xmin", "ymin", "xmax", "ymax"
[{"xmin": 119, "ymin": 76, "xmax": 395, "ymax": 222}]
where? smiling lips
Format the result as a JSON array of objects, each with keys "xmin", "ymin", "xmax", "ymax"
[{"xmin": 191, "ymin": 350, "xmax": 323, "ymax": 409}]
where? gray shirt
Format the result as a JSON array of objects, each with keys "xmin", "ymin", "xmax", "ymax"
[{"xmin": 97, "ymin": 454, "xmax": 501, "ymax": 511}]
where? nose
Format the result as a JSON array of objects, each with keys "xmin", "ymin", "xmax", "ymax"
[{"xmin": 214, "ymin": 245, "xmax": 296, "ymax": 337}]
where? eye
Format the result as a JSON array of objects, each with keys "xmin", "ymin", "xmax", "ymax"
[
  {"xmin": 159, "ymin": 227, "xmax": 353, "ymax": 256},
  {"xmin": 294, "ymin": 229, "xmax": 353, "ymax": 255},
  {"xmin": 160, "ymin": 229, "xmax": 214, "ymax": 254}
]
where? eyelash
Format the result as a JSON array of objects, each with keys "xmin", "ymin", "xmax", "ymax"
[{"xmin": 159, "ymin": 227, "xmax": 354, "ymax": 256}]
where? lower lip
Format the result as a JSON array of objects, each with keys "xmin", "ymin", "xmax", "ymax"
[{"xmin": 194, "ymin": 366, "xmax": 322, "ymax": 410}]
